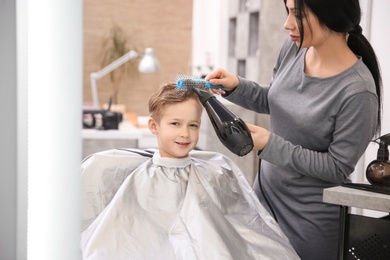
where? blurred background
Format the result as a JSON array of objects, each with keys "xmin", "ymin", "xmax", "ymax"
[
  {"xmin": 83, "ymin": 0, "xmax": 194, "ymax": 115},
  {"xmin": 82, "ymin": 0, "xmax": 286, "ymax": 116}
]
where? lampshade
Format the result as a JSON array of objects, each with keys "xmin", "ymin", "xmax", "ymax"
[{"xmin": 138, "ymin": 48, "xmax": 160, "ymax": 73}]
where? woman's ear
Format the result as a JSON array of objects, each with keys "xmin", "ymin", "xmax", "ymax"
[{"xmin": 148, "ymin": 117, "xmax": 158, "ymax": 134}]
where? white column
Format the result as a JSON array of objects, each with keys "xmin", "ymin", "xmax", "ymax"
[{"xmin": 28, "ymin": 1, "xmax": 82, "ymax": 259}]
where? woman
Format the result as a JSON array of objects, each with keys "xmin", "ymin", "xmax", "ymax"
[{"xmin": 205, "ymin": 0, "xmax": 382, "ymax": 259}]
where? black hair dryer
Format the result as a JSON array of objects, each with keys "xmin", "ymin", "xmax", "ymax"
[{"xmin": 191, "ymin": 88, "xmax": 254, "ymax": 156}]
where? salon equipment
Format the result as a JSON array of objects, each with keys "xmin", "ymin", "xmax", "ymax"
[
  {"xmin": 190, "ymin": 87, "xmax": 253, "ymax": 156},
  {"xmin": 82, "ymin": 110, "xmax": 122, "ymax": 130},
  {"xmin": 176, "ymin": 75, "xmax": 224, "ymax": 90},
  {"xmin": 341, "ymin": 183, "xmax": 390, "ymax": 195},
  {"xmin": 341, "ymin": 133, "xmax": 390, "ymax": 195},
  {"xmin": 83, "ymin": 97, "xmax": 122, "ymax": 130},
  {"xmin": 366, "ymin": 133, "xmax": 390, "ymax": 186},
  {"xmin": 323, "ymin": 186, "xmax": 390, "ymax": 260}
]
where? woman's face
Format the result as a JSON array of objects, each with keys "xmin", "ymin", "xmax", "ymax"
[{"xmin": 284, "ymin": 0, "xmax": 328, "ymax": 48}]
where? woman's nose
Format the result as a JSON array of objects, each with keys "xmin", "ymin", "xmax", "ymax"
[{"xmin": 284, "ymin": 14, "xmax": 295, "ymax": 31}]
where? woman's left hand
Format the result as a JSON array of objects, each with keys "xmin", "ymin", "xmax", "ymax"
[{"xmin": 246, "ymin": 123, "xmax": 270, "ymax": 151}]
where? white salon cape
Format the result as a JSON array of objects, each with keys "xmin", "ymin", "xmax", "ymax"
[{"xmin": 80, "ymin": 149, "xmax": 300, "ymax": 260}]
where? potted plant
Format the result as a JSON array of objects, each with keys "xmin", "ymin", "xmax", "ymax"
[{"xmin": 100, "ymin": 24, "xmax": 139, "ymax": 104}]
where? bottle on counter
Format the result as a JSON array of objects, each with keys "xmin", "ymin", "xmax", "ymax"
[{"xmin": 366, "ymin": 133, "xmax": 390, "ymax": 186}]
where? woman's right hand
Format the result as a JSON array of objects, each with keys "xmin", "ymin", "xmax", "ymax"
[{"xmin": 205, "ymin": 68, "xmax": 239, "ymax": 94}]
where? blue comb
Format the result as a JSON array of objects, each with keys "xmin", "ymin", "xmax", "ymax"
[{"xmin": 176, "ymin": 75, "xmax": 224, "ymax": 90}]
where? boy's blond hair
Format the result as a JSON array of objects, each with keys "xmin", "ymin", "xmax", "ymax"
[{"xmin": 148, "ymin": 82, "xmax": 202, "ymax": 122}]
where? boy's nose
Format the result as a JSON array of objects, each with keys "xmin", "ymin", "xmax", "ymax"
[{"xmin": 180, "ymin": 127, "xmax": 189, "ymax": 137}]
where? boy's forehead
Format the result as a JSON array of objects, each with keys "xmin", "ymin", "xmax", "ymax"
[
  {"xmin": 162, "ymin": 99, "xmax": 202, "ymax": 118},
  {"xmin": 166, "ymin": 98, "xmax": 201, "ymax": 109}
]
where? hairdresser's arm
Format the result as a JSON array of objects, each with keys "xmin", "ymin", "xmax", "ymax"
[
  {"xmin": 222, "ymin": 76, "xmax": 271, "ymax": 114},
  {"xmin": 256, "ymin": 93, "xmax": 378, "ymax": 184},
  {"xmin": 206, "ymin": 68, "xmax": 272, "ymax": 114}
]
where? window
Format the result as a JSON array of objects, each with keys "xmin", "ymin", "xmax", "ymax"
[{"xmin": 249, "ymin": 12, "xmax": 259, "ymax": 56}]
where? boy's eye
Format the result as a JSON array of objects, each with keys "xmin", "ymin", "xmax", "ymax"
[
  {"xmin": 190, "ymin": 124, "xmax": 199, "ymax": 128},
  {"xmin": 170, "ymin": 122, "xmax": 179, "ymax": 126}
]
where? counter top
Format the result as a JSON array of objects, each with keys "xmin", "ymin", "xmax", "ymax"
[
  {"xmin": 323, "ymin": 185, "xmax": 390, "ymax": 213},
  {"xmin": 82, "ymin": 122, "xmax": 152, "ymax": 139},
  {"xmin": 82, "ymin": 122, "xmax": 157, "ymax": 150}
]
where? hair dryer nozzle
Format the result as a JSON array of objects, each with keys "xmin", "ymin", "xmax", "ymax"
[
  {"xmin": 220, "ymin": 117, "xmax": 254, "ymax": 156},
  {"xmin": 190, "ymin": 88, "xmax": 254, "ymax": 156}
]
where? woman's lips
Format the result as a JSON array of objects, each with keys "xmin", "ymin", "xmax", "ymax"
[{"xmin": 290, "ymin": 35, "xmax": 300, "ymax": 42}]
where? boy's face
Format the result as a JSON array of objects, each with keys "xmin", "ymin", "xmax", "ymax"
[{"xmin": 148, "ymin": 99, "xmax": 202, "ymax": 158}]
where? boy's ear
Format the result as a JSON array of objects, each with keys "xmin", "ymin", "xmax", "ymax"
[{"xmin": 148, "ymin": 117, "xmax": 158, "ymax": 134}]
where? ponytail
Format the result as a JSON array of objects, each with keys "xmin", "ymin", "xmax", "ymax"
[{"xmin": 348, "ymin": 26, "xmax": 382, "ymax": 134}]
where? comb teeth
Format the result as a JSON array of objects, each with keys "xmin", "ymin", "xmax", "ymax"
[
  {"xmin": 176, "ymin": 75, "xmax": 206, "ymax": 90},
  {"xmin": 175, "ymin": 74, "xmax": 224, "ymax": 90},
  {"xmin": 176, "ymin": 74, "xmax": 200, "ymax": 81}
]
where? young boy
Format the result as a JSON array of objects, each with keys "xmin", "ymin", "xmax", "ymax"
[
  {"xmin": 147, "ymin": 83, "xmax": 202, "ymax": 159},
  {"xmin": 80, "ymin": 83, "xmax": 299, "ymax": 259}
]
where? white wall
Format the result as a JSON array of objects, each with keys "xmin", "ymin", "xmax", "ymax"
[{"xmin": 192, "ymin": 0, "xmax": 229, "ymax": 76}]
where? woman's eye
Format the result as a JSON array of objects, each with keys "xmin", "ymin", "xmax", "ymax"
[
  {"xmin": 288, "ymin": 9, "xmax": 299, "ymax": 19},
  {"xmin": 190, "ymin": 124, "xmax": 199, "ymax": 128}
]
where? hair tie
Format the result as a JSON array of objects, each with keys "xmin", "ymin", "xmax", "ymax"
[{"xmin": 349, "ymin": 25, "xmax": 362, "ymax": 35}]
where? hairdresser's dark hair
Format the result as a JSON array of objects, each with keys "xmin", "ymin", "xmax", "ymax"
[{"xmin": 284, "ymin": 0, "xmax": 382, "ymax": 134}]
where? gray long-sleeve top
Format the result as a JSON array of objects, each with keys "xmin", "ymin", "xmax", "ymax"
[{"xmin": 224, "ymin": 39, "xmax": 378, "ymax": 259}]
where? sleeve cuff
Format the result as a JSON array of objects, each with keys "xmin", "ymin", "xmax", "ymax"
[{"xmin": 256, "ymin": 133, "xmax": 275, "ymax": 159}]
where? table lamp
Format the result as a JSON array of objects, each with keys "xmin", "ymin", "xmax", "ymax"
[{"xmin": 90, "ymin": 48, "xmax": 160, "ymax": 108}]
